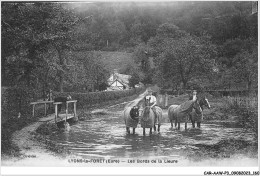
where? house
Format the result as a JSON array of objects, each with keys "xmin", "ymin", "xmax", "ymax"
[{"xmin": 107, "ymin": 69, "xmax": 131, "ymax": 91}]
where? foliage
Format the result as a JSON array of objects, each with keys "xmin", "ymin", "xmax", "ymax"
[
  {"xmin": 64, "ymin": 51, "xmax": 110, "ymax": 92},
  {"xmin": 1, "ymin": 86, "xmax": 39, "ymax": 156},
  {"xmin": 149, "ymin": 23, "xmax": 217, "ymax": 90},
  {"xmin": 53, "ymin": 87, "xmax": 144, "ymax": 109},
  {"xmin": 2, "ymin": 2, "xmax": 257, "ymax": 92},
  {"xmin": 129, "ymin": 72, "xmax": 140, "ymax": 88},
  {"xmin": 230, "ymin": 48, "xmax": 258, "ymax": 91},
  {"xmin": 36, "ymin": 123, "xmax": 59, "ymax": 135},
  {"xmin": 2, "ymin": 3, "xmax": 79, "ymax": 92},
  {"xmin": 224, "ymin": 96, "xmax": 258, "ymax": 139}
]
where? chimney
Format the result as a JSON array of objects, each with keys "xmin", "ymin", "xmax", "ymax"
[{"xmin": 113, "ymin": 69, "xmax": 118, "ymax": 81}]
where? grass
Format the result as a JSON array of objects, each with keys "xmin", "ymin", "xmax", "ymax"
[
  {"xmin": 95, "ymin": 51, "xmax": 136, "ymax": 73},
  {"xmin": 1, "ymin": 117, "xmax": 39, "ymax": 156},
  {"xmin": 185, "ymin": 138, "xmax": 257, "ymax": 161},
  {"xmin": 33, "ymin": 132, "xmax": 71, "ymax": 157},
  {"xmin": 36, "ymin": 123, "xmax": 59, "ymax": 135}
]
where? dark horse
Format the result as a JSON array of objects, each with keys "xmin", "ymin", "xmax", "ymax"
[
  {"xmin": 189, "ymin": 95, "xmax": 211, "ymax": 128},
  {"xmin": 140, "ymin": 98, "xmax": 163, "ymax": 135},
  {"xmin": 168, "ymin": 95, "xmax": 202, "ymax": 130},
  {"xmin": 124, "ymin": 106, "xmax": 140, "ymax": 134}
]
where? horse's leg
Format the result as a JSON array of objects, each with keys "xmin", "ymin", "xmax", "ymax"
[
  {"xmin": 192, "ymin": 121, "xmax": 195, "ymax": 128},
  {"xmin": 158, "ymin": 125, "xmax": 160, "ymax": 133},
  {"xmin": 133, "ymin": 128, "xmax": 135, "ymax": 134},
  {"xmin": 197, "ymin": 122, "xmax": 201, "ymax": 128},
  {"xmin": 149, "ymin": 128, "xmax": 152, "ymax": 135},
  {"xmin": 189, "ymin": 114, "xmax": 195, "ymax": 128},
  {"xmin": 154, "ymin": 125, "xmax": 156, "ymax": 132},
  {"xmin": 126, "ymin": 127, "xmax": 130, "ymax": 134},
  {"xmin": 185, "ymin": 122, "xmax": 187, "ymax": 130},
  {"xmin": 143, "ymin": 128, "xmax": 145, "ymax": 135},
  {"xmin": 178, "ymin": 122, "xmax": 180, "ymax": 130},
  {"xmin": 170, "ymin": 120, "xmax": 173, "ymax": 128},
  {"xmin": 175, "ymin": 120, "xmax": 177, "ymax": 128}
]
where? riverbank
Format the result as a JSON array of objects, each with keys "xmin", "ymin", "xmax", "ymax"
[{"xmin": 1, "ymin": 90, "xmax": 147, "ymax": 166}]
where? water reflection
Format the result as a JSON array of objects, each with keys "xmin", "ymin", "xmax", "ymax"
[{"xmin": 49, "ymin": 112, "xmax": 255, "ymax": 160}]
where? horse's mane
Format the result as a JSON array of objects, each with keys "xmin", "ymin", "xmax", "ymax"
[{"xmin": 178, "ymin": 99, "xmax": 196, "ymax": 113}]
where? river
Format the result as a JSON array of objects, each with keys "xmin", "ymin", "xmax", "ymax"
[{"xmin": 47, "ymin": 103, "xmax": 257, "ymax": 167}]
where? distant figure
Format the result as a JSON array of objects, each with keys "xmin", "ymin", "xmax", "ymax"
[
  {"xmin": 189, "ymin": 90, "xmax": 197, "ymax": 100},
  {"xmin": 54, "ymin": 95, "xmax": 72, "ymax": 113},
  {"xmin": 46, "ymin": 89, "xmax": 53, "ymax": 101}
]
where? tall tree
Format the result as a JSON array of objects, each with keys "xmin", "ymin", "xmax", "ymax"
[{"xmin": 149, "ymin": 23, "xmax": 217, "ymax": 90}]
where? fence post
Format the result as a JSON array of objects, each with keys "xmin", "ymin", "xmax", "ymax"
[
  {"xmin": 66, "ymin": 102, "xmax": 68, "ymax": 122},
  {"xmin": 74, "ymin": 101, "xmax": 78, "ymax": 121},
  {"xmin": 44, "ymin": 103, "xmax": 47, "ymax": 116},
  {"xmin": 165, "ymin": 93, "xmax": 168, "ymax": 108},
  {"xmin": 54, "ymin": 104, "xmax": 58, "ymax": 123},
  {"xmin": 32, "ymin": 104, "xmax": 35, "ymax": 118}
]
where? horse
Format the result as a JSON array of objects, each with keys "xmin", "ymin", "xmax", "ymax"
[
  {"xmin": 140, "ymin": 98, "xmax": 163, "ymax": 135},
  {"xmin": 189, "ymin": 95, "xmax": 211, "ymax": 128},
  {"xmin": 54, "ymin": 95, "xmax": 72, "ymax": 113},
  {"xmin": 123, "ymin": 106, "xmax": 140, "ymax": 134},
  {"xmin": 168, "ymin": 95, "xmax": 202, "ymax": 130}
]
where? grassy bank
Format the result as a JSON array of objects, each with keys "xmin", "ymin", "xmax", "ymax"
[
  {"xmin": 185, "ymin": 138, "xmax": 257, "ymax": 161},
  {"xmin": 1, "ymin": 117, "xmax": 38, "ymax": 156},
  {"xmin": 222, "ymin": 96, "xmax": 258, "ymax": 139}
]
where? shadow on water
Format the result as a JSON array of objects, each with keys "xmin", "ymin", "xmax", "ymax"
[{"xmin": 48, "ymin": 112, "xmax": 256, "ymax": 161}]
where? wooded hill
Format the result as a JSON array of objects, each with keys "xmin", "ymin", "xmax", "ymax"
[{"xmin": 1, "ymin": 1, "xmax": 257, "ymax": 95}]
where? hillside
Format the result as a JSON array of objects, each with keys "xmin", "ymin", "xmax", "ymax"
[{"xmin": 95, "ymin": 51, "xmax": 137, "ymax": 74}]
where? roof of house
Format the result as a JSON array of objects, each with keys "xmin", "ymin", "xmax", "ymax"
[{"xmin": 108, "ymin": 71, "xmax": 131, "ymax": 87}]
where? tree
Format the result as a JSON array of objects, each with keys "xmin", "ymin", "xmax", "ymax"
[
  {"xmin": 232, "ymin": 48, "xmax": 257, "ymax": 92},
  {"xmin": 149, "ymin": 23, "xmax": 216, "ymax": 90},
  {"xmin": 1, "ymin": 2, "xmax": 88, "ymax": 93},
  {"xmin": 132, "ymin": 43, "xmax": 154, "ymax": 85},
  {"xmin": 129, "ymin": 73, "xmax": 140, "ymax": 88}
]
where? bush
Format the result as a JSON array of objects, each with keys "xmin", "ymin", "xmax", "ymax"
[
  {"xmin": 224, "ymin": 96, "xmax": 258, "ymax": 139},
  {"xmin": 36, "ymin": 123, "xmax": 59, "ymax": 135},
  {"xmin": 1, "ymin": 87, "xmax": 34, "ymax": 123},
  {"xmin": 53, "ymin": 87, "xmax": 145, "ymax": 109}
]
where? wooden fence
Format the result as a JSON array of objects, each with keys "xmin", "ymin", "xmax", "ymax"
[{"xmin": 225, "ymin": 96, "xmax": 258, "ymax": 109}]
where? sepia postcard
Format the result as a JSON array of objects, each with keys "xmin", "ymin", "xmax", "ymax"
[{"xmin": 1, "ymin": 1, "xmax": 259, "ymax": 175}]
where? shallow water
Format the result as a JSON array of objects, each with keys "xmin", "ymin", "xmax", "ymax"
[{"xmin": 48, "ymin": 109, "xmax": 256, "ymax": 164}]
